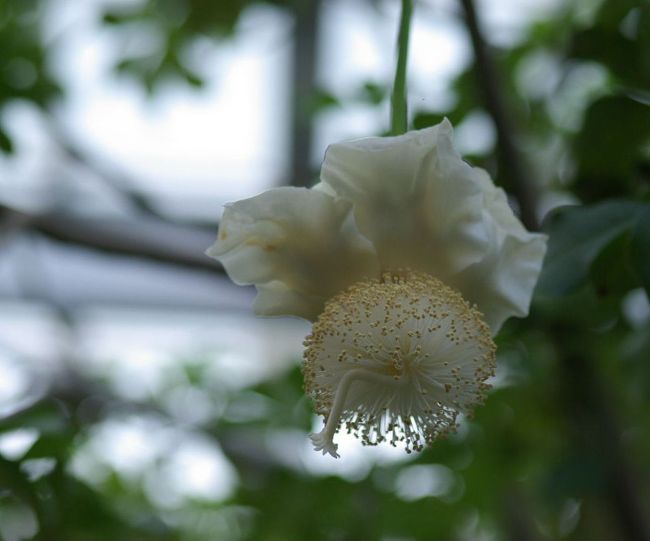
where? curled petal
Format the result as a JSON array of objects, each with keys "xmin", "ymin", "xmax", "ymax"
[
  {"xmin": 206, "ymin": 187, "xmax": 379, "ymax": 321},
  {"xmin": 320, "ymin": 120, "xmax": 490, "ymax": 281},
  {"xmin": 451, "ymin": 169, "xmax": 547, "ymax": 333}
]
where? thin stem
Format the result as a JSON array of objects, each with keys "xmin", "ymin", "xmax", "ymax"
[
  {"xmin": 310, "ymin": 368, "xmax": 403, "ymax": 458},
  {"xmin": 390, "ymin": 0, "xmax": 413, "ymax": 135}
]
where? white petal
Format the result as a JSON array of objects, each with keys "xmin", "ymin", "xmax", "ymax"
[
  {"xmin": 206, "ymin": 187, "xmax": 378, "ymax": 321},
  {"xmin": 253, "ymin": 281, "xmax": 325, "ymax": 320},
  {"xmin": 451, "ymin": 168, "xmax": 547, "ymax": 333},
  {"xmin": 320, "ymin": 120, "xmax": 490, "ymax": 282},
  {"xmin": 454, "ymin": 232, "xmax": 547, "ymax": 333}
]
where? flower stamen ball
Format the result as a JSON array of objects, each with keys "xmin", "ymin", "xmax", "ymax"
[{"xmin": 303, "ymin": 270, "xmax": 496, "ymax": 458}]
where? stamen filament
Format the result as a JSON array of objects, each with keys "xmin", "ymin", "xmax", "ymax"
[{"xmin": 310, "ymin": 368, "xmax": 404, "ymax": 458}]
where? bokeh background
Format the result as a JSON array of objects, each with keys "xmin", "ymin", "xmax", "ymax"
[{"xmin": 1, "ymin": 0, "xmax": 649, "ymax": 540}]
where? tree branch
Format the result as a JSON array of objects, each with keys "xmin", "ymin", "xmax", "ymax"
[
  {"xmin": 459, "ymin": 0, "xmax": 539, "ymax": 231},
  {"xmin": 45, "ymin": 118, "xmax": 169, "ymax": 219},
  {"xmin": 289, "ymin": 0, "xmax": 322, "ymax": 187},
  {"xmin": 1, "ymin": 204, "xmax": 223, "ymax": 274}
]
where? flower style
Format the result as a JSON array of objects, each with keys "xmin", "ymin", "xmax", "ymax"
[{"xmin": 207, "ymin": 120, "xmax": 547, "ymax": 458}]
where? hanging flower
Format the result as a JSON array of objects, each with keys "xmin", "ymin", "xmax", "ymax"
[{"xmin": 207, "ymin": 120, "xmax": 547, "ymax": 458}]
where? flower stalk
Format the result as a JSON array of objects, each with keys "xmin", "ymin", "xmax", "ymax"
[{"xmin": 390, "ymin": 0, "xmax": 413, "ymax": 136}]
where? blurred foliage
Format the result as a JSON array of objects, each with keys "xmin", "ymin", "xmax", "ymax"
[
  {"xmin": 0, "ymin": 0, "xmax": 60, "ymax": 153},
  {"xmin": 1, "ymin": 0, "xmax": 650, "ymax": 540},
  {"xmin": 101, "ymin": 0, "xmax": 298, "ymax": 92}
]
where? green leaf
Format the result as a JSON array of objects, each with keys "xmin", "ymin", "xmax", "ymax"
[
  {"xmin": 570, "ymin": 29, "xmax": 650, "ymax": 89},
  {"xmin": 102, "ymin": 12, "xmax": 133, "ymax": 25},
  {"xmin": 595, "ymin": 0, "xmax": 639, "ymax": 29},
  {"xmin": 307, "ymin": 88, "xmax": 340, "ymax": 115},
  {"xmin": 631, "ymin": 210, "xmax": 650, "ymax": 295},
  {"xmin": 589, "ymin": 230, "xmax": 639, "ymax": 298},
  {"xmin": 574, "ymin": 96, "xmax": 650, "ymax": 199},
  {"xmin": 640, "ymin": 6, "xmax": 650, "ymax": 80},
  {"xmin": 0, "ymin": 125, "xmax": 14, "ymax": 153},
  {"xmin": 0, "ymin": 400, "xmax": 69, "ymax": 435},
  {"xmin": 538, "ymin": 201, "xmax": 648, "ymax": 296},
  {"xmin": 181, "ymin": 68, "xmax": 204, "ymax": 88},
  {"xmin": 412, "ymin": 111, "xmax": 445, "ymax": 130},
  {"xmin": 359, "ymin": 81, "xmax": 386, "ymax": 105}
]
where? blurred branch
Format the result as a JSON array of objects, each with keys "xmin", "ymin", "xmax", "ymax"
[
  {"xmin": 45, "ymin": 116, "xmax": 213, "ymax": 228},
  {"xmin": 0, "ymin": 204, "xmax": 223, "ymax": 274},
  {"xmin": 289, "ymin": 0, "xmax": 321, "ymax": 187},
  {"xmin": 458, "ymin": 0, "xmax": 539, "ymax": 231}
]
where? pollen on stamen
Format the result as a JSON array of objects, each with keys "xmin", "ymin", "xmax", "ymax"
[{"xmin": 303, "ymin": 269, "xmax": 496, "ymax": 458}]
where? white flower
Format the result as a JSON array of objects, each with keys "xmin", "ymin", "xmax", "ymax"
[{"xmin": 207, "ymin": 120, "xmax": 547, "ymax": 458}]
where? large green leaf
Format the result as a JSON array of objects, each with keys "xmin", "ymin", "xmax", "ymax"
[
  {"xmin": 538, "ymin": 201, "xmax": 649, "ymax": 296},
  {"xmin": 574, "ymin": 96, "xmax": 650, "ymax": 200}
]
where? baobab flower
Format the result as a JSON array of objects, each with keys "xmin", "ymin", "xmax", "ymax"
[{"xmin": 207, "ymin": 120, "xmax": 547, "ymax": 458}]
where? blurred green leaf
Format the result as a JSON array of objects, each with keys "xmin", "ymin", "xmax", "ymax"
[
  {"xmin": 589, "ymin": 230, "xmax": 639, "ymax": 298},
  {"xmin": 359, "ymin": 81, "xmax": 386, "ymax": 105},
  {"xmin": 412, "ymin": 111, "xmax": 446, "ymax": 130},
  {"xmin": 0, "ymin": 125, "xmax": 14, "ymax": 153},
  {"xmin": 0, "ymin": 400, "xmax": 70, "ymax": 436},
  {"xmin": 595, "ymin": 0, "xmax": 640, "ymax": 30},
  {"xmin": 574, "ymin": 96, "xmax": 650, "ymax": 199},
  {"xmin": 538, "ymin": 201, "xmax": 649, "ymax": 296},
  {"xmin": 308, "ymin": 88, "xmax": 340, "ymax": 114},
  {"xmin": 570, "ymin": 28, "xmax": 650, "ymax": 89},
  {"xmin": 630, "ymin": 210, "xmax": 650, "ymax": 295},
  {"xmin": 246, "ymin": 366, "xmax": 312, "ymax": 430},
  {"xmin": 182, "ymin": 68, "xmax": 204, "ymax": 88},
  {"xmin": 543, "ymin": 454, "xmax": 606, "ymax": 500},
  {"xmin": 640, "ymin": 6, "xmax": 650, "ymax": 81},
  {"xmin": 101, "ymin": 11, "xmax": 137, "ymax": 25}
]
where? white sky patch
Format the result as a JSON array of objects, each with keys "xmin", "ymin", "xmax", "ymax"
[
  {"xmin": 150, "ymin": 436, "xmax": 238, "ymax": 505},
  {"xmin": 0, "ymin": 302, "xmax": 69, "ymax": 369},
  {"xmin": 516, "ymin": 50, "xmax": 562, "ymax": 100},
  {"xmin": 1, "ymin": 0, "xmax": 568, "ymax": 214},
  {"xmin": 73, "ymin": 307, "xmax": 308, "ymax": 395},
  {"xmin": 72, "ymin": 415, "xmax": 237, "ymax": 507},
  {"xmin": 21, "ymin": 458, "xmax": 57, "ymax": 482},
  {"xmin": 454, "ymin": 110, "xmax": 496, "ymax": 155},
  {"xmin": 43, "ymin": 1, "xmax": 291, "ymax": 213},
  {"xmin": 318, "ymin": 0, "xmax": 391, "ymax": 94},
  {"xmin": 408, "ymin": 5, "xmax": 471, "ymax": 111},
  {"xmin": 395, "ymin": 464, "xmax": 456, "ymax": 501},
  {"xmin": 265, "ymin": 419, "xmax": 417, "ymax": 482},
  {"xmin": 475, "ymin": 0, "xmax": 565, "ymax": 46},
  {"xmin": 622, "ymin": 289, "xmax": 650, "ymax": 329},
  {"xmin": 0, "ymin": 502, "xmax": 38, "ymax": 541},
  {"xmin": 88, "ymin": 416, "xmax": 168, "ymax": 479},
  {"xmin": 0, "ymin": 355, "xmax": 33, "ymax": 411},
  {"xmin": 315, "ymin": 0, "xmax": 468, "ymax": 155},
  {"xmin": 0, "ymin": 429, "xmax": 40, "ymax": 461}
]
